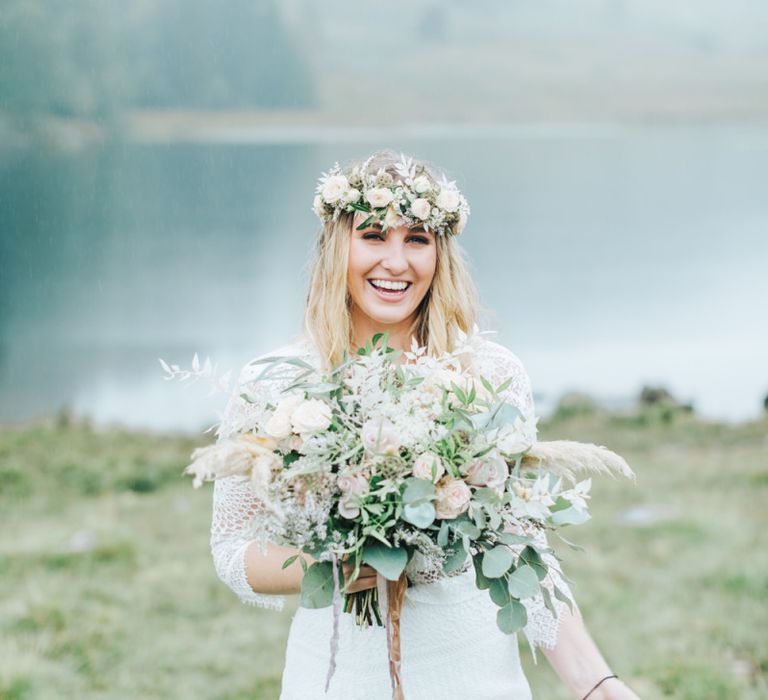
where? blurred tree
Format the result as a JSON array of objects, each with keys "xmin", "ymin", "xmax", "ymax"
[{"xmin": 0, "ymin": 0, "xmax": 315, "ymax": 124}]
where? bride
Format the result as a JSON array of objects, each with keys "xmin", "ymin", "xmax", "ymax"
[{"xmin": 209, "ymin": 150, "xmax": 640, "ymax": 699}]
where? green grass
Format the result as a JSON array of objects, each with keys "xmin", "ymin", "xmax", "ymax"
[{"xmin": 1, "ymin": 410, "xmax": 766, "ymax": 699}]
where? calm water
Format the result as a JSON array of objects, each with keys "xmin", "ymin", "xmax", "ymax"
[{"xmin": 1, "ymin": 124, "xmax": 766, "ymax": 430}]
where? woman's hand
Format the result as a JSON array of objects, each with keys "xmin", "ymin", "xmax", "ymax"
[{"xmin": 341, "ymin": 561, "xmax": 378, "ymax": 593}]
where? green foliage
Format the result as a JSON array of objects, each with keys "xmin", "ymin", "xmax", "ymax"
[
  {"xmin": 299, "ymin": 562, "xmax": 334, "ymax": 609},
  {"xmin": 362, "ymin": 543, "xmax": 408, "ymax": 581}
]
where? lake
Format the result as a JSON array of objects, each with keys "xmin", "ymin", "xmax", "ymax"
[{"xmin": 1, "ymin": 123, "xmax": 766, "ymax": 431}]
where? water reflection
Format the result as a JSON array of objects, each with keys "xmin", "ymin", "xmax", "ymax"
[{"xmin": 1, "ymin": 125, "xmax": 766, "ymax": 429}]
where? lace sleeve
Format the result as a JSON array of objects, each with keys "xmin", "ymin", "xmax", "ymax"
[
  {"xmin": 475, "ymin": 337, "xmax": 578, "ymax": 656},
  {"xmin": 209, "ymin": 361, "xmax": 288, "ymax": 611}
]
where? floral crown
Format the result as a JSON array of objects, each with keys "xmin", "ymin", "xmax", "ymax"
[{"xmin": 312, "ymin": 152, "xmax": 470, "ymax": 237}]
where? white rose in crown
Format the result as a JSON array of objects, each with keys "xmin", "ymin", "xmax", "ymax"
[
  {"xmin": 312, "ymin": 194, "xmax": 325, "ymax": 216},
  {"xmin": 343, "ymin": 188, "xmax": 361, "ymax": 204},
  {"xmin": 412, "ymin": 175, "xmax": 432, "ymax": 194},
  {"xmin": 436, "ymin": 186, "xmax": 460, "ymax": 212},
  {"xmin": 410, "ymin": 198, "xmax": 431, "ymax": 221},
  {"xmin": 412, "ymin": 451, "xmax": 445, "ymax": 483},
  {"xmin": 366, "ymin": 187, "xmax": 394, "ymax": 208},
  {"xmin": 291, "ymin": 399, "xmax": 333, "ymax": 435},
  {"xmin": 322, "ymin": 175, "xmax": 349, "ymax": 204}
]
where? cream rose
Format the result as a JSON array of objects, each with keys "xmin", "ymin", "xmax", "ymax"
[
  {"xmin": 410, "ymin": 198, "xmax": 431, "ymax": 221},
  {"xmin": 436, "ymin": 186, "xmax": 460, "ymax": 212},
  {"xmin": 312, "ymin": 194, "xmax": 325, "ymax": 217},
  {"xmin": 264, "ymin": 393, "xmax": 304, "ymax": 439},
  {"xmin": 291, "ymin": 399, "xmax": 332, "ymax": 435},
  {"xmin": 412, "ymin": 175, "xmax": 431, "ymax": 194},
  {"xmin": 435, "ymin": 478, "xmax": 471, "ymax": 519},
  {"xmin": 321, "ymin": 175, "xmax": 349, "ymax": 204},
  {"xmin": 462, "ymin": 454, "xmax": 508, "ymax": 490},
  {"xmin": 412, "ymin": 452, "xmax": 445, "ymax": 483},
  {"xmin": 365, "ymin": 187, "xmax": 394, "ymax": 209},
  {"xmin": 337, "ymin": 473, "xmax": 369, "ymax": 496}
]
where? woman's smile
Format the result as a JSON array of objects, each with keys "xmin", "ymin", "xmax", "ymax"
[{"xmin": 367, "ymin": 278, "xmax": 413, "ymax": 302}]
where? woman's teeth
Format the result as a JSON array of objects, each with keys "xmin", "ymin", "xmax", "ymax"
[{"xmin": 369, "ymin": 279, "xmax": 411, "ymax": 292}]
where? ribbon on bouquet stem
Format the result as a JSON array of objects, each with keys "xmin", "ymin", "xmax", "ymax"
[{"xmin": 377, "ymin": 572, "xmax": 408, "ymax": 700}]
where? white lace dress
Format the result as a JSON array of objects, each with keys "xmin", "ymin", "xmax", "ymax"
[{"xmin": 209, "ymin": 333, "xmax": 575, "ymax": 700}]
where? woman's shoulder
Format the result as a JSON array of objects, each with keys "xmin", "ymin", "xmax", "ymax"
[{"xmin": 464, "ymin": 330, "xmax": 530, "ymax": 378}]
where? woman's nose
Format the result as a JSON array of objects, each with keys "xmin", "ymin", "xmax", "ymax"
[{"xmin": 381, "ymin": 241, "xmax": 409, "ymax": 275}]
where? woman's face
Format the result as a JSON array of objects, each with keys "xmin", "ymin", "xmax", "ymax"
[{"xmin": 347, "ymin": 219, "xmax": 437, "ymax": 337}]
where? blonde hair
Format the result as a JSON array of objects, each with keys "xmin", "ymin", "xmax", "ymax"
[{"xmin": 303, "ymin": 151, "xmax": 479, "ymax": 368}]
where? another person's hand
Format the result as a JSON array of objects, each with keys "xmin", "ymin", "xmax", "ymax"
[{"xmin": 341, "ymin": 561, "xmax": 378, "ymax": 593}]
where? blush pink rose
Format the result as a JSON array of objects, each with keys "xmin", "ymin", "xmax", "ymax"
[{"xmin": 435, "ymin": 478, "xmax": 471, "ymax": 520}]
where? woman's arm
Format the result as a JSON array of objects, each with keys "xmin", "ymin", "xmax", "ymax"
[{"xmin": 541, "ymin": 608, "xmax": 640, "ymax": 699}]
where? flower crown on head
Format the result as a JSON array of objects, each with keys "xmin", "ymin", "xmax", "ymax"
[{"xmin": 312, "ymin": 152, "xmax": 470, "ymax": 237}]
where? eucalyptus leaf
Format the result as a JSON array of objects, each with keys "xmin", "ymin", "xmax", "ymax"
[
  {"xmin": 550, "ymin": 506, "xmax": 591, "ymax": 526},
  {"xmin": 456, "ymin": 520, "xmax": 481, "ymax": 539},
  {"xmin": 402, "ymin": 501, "xmax": 436, "ymax": 528},
  {"xmin": 403, "ymin": 478, "xmax": 435, "ymax": 504},
  {"xmin": 443, "ymin": 546, "xmax": 469, "ymax": 574},
  {"xmin": 299, "ymin": 562, "xmax": 335, "ymax": 609},
  {"xmin": 437, "ymin": 520, "xmax": 450, "ymax": 547},
  {"xmin": 519, "ymin": 546, "xmax": 548, "ymax": 581},
  {"xmin": 362, "ymin": 543, "xmax": 408, "ymax": 581},
  {"xmin": 554, "ymin": 584, "xmax": 575, "ymax": 614},
  {"xmin": 541, "ymin": 586, "xmax": 559, "ymax": 619},
  {"xmin": 489, "ymin": 577, "xmax": 511, "ymax": 606},
  {"xmin": 496, "ymin": 600, "xmax": 528, "ymax": 634},
  {"xmin": 472, "ymin": 554, "xmax": 490, "ymax": 590},
  {"xmin": 506, "ymin": 565, "xmax": 540, "ymax": 599},
  {"xmin": 482, "ymin": 546, "xmax": 514, "ymax": 579},
  {"xmin": 498, "ymin": 532, "xmax": 532, "ymax": 546}
]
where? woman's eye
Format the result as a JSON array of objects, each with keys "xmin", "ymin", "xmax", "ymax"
[
  {"xmin": 362, "ymin": 232, "xmax": 384, "ymax": 241},
  {"xmin": 408, "ymin": 236, "xmax": 429, "ymax": 245}
]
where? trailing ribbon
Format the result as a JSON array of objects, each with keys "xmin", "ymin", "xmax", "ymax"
[
  {"xmin": 324, "ymin": 553, "xmax": 342, "ymax": 693},
  {"xmin": 378, "ymin": 572, "xmax": 408, "ymax": 700}
]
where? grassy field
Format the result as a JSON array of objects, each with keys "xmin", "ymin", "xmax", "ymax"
[{"xmin": 1, "ymin": 408, "xmax": 766, "ymax": 699}]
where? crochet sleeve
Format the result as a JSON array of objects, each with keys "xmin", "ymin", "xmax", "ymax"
[
  {"xmin": 209, "ymin": 360, "xmax": 287, "ymax": 611},
  {"xmin": 477, "ymin": 338, "xmax": 579, "ymax": 655}
]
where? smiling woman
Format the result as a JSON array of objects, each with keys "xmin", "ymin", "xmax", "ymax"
[{"xmin": 208, "ymin": 150, "xmax": 641, "ymax": 700}]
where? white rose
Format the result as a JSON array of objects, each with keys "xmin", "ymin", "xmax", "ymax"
[
  {"xmin": 312, "ymin": 194, "xmax": 325, "ymax": 217},
  {"xmin": 410, "ymin": 198, "xmax": 431, "ymax": 221},
  {"xmin": 343, "ymin": 188, "xmax": 361, "ymax": 204},
  {"xmin": 291, "ymin": 399, "xmax": 332, "ymax": 436},
  {"xmin": 436, "ymin": 186, "xmax": 460, "ymax": 212},
  {"xmin": 412, "ymin": 452, "xmax": 445, "ymax": 483},
  {"xmin": 338, "ymin": 495, "xmax": 360, "ymax": 520},
  {"xmin": 338, "ymin": 473, "xmax": 369, "ymax": 496},
  {"xmin": 365, "ymin": 187, "xmax": 394, "ymax": 209},
  {"xmin": 322, "ymin": 175, "xmax": 349, "ymax": 204},
  {"xmin": 264, "ymin": 393, "xmax": 305, "ymax": 439},
  {"xmin": 412, "ymin": 175, "xmax": 432, "ymax": 194},
  {"xmin": 434, "ymin": 478, "xmax": 471, "ymax": 520}
]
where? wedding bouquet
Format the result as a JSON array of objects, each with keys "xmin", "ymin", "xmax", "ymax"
[{"xmin": 161, "ymin": 334, "xmax": 632, "ymax": 696}]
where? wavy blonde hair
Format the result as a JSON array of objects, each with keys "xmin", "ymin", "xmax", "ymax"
[{"xmin": 303, "ymin": 150, "xmax": 479, "ymax": 368}]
